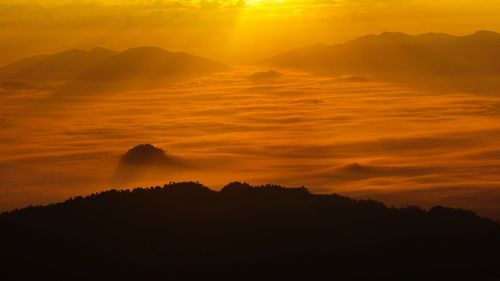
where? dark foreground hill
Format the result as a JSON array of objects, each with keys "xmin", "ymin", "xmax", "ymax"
[{"xmin": 1, "ymin": 182, "xmax": 499, "ymax": 280}]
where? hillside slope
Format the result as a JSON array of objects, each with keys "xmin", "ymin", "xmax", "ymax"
[
  {"xmin": 263, "ymin": 30, "xmax": 500, "ymax": 90},
  {"xmin": 1, "ymin": 182, "xmax": 499, "ymax": 280},
  {"xmin": 0, "ymin": 47, "xmax": 229, "ymax": 84}
]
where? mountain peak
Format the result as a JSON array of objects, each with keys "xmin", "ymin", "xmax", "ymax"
[
  {"xmin": 89, "ymin": 47, "xmax": 116, "ymax": 55},
  {"xmin": 121, "ymin": 144, "xmax": 171, "ymax": 166},
  {"xmin": 121, "ymin": 46, "xmax": 172, "ymax": 56},
  {"xmin": 415, "ymin": 32, "xmax": 455, "ymax": 42},
  {"xmin": 472, "ymin": 30, "xmax": 500, "ymax": 37},
  {"xmin": 0, "ymin": 46, "xmax": 229, "ymax": 83},
  {"xmin": 264, "ymin": 30, "xmax": 500, "ymax": 90},
  {"xmin": 379, "ymin": 31, "xmax": 412, "ymax": 38}
]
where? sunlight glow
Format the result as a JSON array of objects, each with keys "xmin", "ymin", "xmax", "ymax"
[{"xmin": 245, "ymin": 0, "xmax": 285, "ymax": 5}]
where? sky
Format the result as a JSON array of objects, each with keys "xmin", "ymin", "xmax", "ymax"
[{"xmin": 1, "ymin": 0, "xmax": 500, "ymax": 64}]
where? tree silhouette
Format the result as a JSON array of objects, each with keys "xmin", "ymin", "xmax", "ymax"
[{"xmin": 1, "ymin": 182, "xmax": 499, "ymax": 280}]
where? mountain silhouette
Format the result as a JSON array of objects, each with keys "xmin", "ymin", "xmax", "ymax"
[
  {"xmin": 112, "ymin": 144, "xmax": 187, "ymax": 184},
  {"xmin": 0, "ymin": 47, "xmax": 229, "ymax": 84},
  {"xmin": 1, "ymin": 182, "xmax": 499, "ymax": 280},
  {"xmin": 247, "ymin": 70, "xmax": 283, "ymax": 82},
  {"xmin": 120, "ymin": 144, "xmax": 173, "ymax": 166},
  {"xmin": 79, "ymin": 47, "xmax": 230, "ymax": 81},
  {"xmin": 0, "ymin": 48, "xmax": 117, "ymax": 82},
  {"xmin": 263, "ymin": 30, "xmax": 500, "ymax": 90}
]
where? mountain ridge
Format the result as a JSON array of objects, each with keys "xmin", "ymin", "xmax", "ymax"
[
  {"xmin": 262, "ymin": 30, "xmax": 500, "ymax": 90},
  {"xmin": 0, "ymin": 47, "xmax": 229, "ymax": 84},
  {"xmin": 1, "ymin": 181, "xmax": 499, "ymax": 280}
]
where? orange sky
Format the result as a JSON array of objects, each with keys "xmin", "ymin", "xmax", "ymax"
[
  {"xmin": 2, "ymin": 1, "xmax": 500, "ymax": 219},
  {"xmin": 1, "ymin": 0, "xmax": 500, "ymax": 64}
]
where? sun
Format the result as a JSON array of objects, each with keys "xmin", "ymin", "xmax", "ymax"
[{"xmin": 245, "ymin": 0, "xmax": 285, "ymax": 6}]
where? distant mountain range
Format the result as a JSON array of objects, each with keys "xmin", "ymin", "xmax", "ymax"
[
  {"xmin": 263, "ymin": 30, "xmax": 500, "ymax": 88},
  {"xmin": 0, "ymin": 47, "xmax": 229, "ymax": 83},
  {"xmin": 1, "ymin": 182, "xmax": 499, "ymax": 280},
  {"xmin": 3, "ymin": 31, "xmax": 500, "ymax": 89}
]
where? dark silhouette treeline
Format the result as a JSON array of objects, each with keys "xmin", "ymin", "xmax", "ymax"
[{"xmin": 1, "ymin": 182, "xmax": 499, "ymax": 280}]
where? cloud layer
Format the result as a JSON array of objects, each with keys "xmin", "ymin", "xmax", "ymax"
[{"xmin": 2, "ymin": 68, "xmax": 500, "ymax": 219}]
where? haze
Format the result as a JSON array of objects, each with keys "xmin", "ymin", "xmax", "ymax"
[
  {"xmin": 2, "ymin": 0, "xmax": 500, "ymax": 64},
  {"xmin": 2, "ymin": 0, "xmax": 500, "ymax": 221}
]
